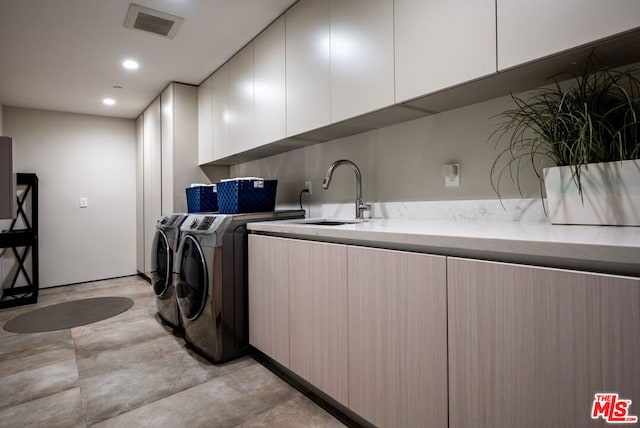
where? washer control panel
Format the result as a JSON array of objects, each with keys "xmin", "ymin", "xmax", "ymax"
[
  {"xmin": 157, "ymin": 214, "xmax": 187, "ymax": 232},
  {"xmin": 196, "ymin": 216, "xmax": 216, "ymax": 230},
  {"xmin": 183, "ymin": 215, "xmax": 225, "ymax": 233}
]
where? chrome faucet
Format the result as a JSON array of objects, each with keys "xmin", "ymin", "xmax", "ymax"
[{"xmin": 322, "ymin": 159, "xmax": 371, "ymax": 219}]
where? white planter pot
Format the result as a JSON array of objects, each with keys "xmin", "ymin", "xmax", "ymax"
[{"xmin": 543, "ymin": 159, "xmax": 640, "ymax": 226}]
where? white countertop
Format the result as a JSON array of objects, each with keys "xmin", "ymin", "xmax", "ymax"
[{"xmin": 247, "ymin": 218, "xmax": 640, "ymax": 276}]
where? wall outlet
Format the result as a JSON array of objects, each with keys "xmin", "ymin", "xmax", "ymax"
[
  {"xmin": 443, "ymin": 163, "xmax": 460, "ymax": 188},
  {"xmin": 304, "ymin": 180, "xmax": 312, "ymax": 195},
  {"xmin": 80, "ymin": 197, "xmax": 88, "ymax": 208}
]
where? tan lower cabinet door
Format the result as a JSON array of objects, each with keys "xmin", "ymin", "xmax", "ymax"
[
  {"xmin": 288, "ymin": 239, "xmax": 349, "ymax": 406},
  {"xmin": 248, "ymin": 235, "xmax": 290, "ymax": 367},
  {"xmin": 347, "ymin": 246, "xmax": 448, "ymax": 428},
  {"xmin": 447, "ymin": 257, "xmax": 640, "ymax": 428}
]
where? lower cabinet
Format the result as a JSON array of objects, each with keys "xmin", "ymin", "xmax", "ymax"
[
  {"xmin": 249, "ymin": 235, "xmax": 640, "ymax": 427},
  {"xmin": 289, "ymin": 239, "xmax": 349, "ymax": 405},
  {"xmin": 447, "ymin": 257, "xmax": 640, "ymax": 428},
  {"xmin": 248, "ymin": 235, "xmax": 448, "ymax": 426},
  {"xmin": 347, "ymin": 246, "xmax": 448, "ymax": 428},
  {"xmin": 249, "ymin": 235, "xmax": 349, "ymax": 404},
  {"xmin": 248, "ymin": 235, "xmax": 290, "ymax": 367}
]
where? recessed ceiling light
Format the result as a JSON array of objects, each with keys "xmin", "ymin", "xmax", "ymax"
[
  {"xmin": 103, "ymin": 98, "xmax": 116, "ymax": 106},
  {"xmin": 122, "ymin": 59, "xmax": 139, "ymax": 70}
]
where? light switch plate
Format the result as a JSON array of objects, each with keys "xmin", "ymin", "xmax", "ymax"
[{"xmin": 80, "ymin": 197, "xmax": 88, "ymax": 208}]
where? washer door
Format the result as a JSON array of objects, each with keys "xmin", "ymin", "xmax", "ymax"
[
  {"xmin": 176, "ymin": 235, "xmax": 208, "ymax": 320},
  {"xmin": 150, "ymin": 230, "xmax": 172, "ymax": 297}
]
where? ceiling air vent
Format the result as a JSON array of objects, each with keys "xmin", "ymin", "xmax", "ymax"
[{"xmin": 124, "ymin": 4, "xmax": 184, "ymax": 39}]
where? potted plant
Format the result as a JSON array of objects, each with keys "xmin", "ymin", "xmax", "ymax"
[{"xmin": 490, "ymin": 55, "xmax": 640, "ymax": 226}]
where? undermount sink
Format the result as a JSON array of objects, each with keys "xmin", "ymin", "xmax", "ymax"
[{"xmin": 294, "ymin": 219, "xmax": 363, "ymax": 226}]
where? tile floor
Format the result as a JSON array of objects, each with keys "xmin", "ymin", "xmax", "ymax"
[{"xmin": 0, "ymin": 276, "xmax": 345, "ymax": 427}]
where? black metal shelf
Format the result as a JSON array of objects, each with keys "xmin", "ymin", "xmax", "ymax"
[{"xmin": 1, "ymin": 173, "xmax": 39, "ymax": 309}]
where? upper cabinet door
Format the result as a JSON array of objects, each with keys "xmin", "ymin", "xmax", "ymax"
[
  {"xmin": 330, "ymin": 0, "xmax": 394, "ymax": 123},
  {"xmin": 497, "ymin": 0, "xmax": 640, "ymax": 70},
  {"xmin": 285, "ymin": 0, "xmax": 331, "ymax": 136},
  {"xmin": 160, "ymin": 85, "xmax": 175, "ymax": 215},
  {"xmin": 394, "ymin": 0, "xmax": 497, "ymax": 103},
  {"xmin": 229, "ymin": 43, "xmax": 254, "ymax": 154},
  {"xmin": 211, "ymin": 63, "xmax": 230, "ymax": 160},
  {"xmin": 197, "ymin": 75, "xmax": 213, "ymax": 165},
  {"xmin": 254, "ymin": 16, "xmax": 286, "ymax": 147}
]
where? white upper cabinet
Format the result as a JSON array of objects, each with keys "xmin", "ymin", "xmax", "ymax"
[
  {"xmin": 229, "ymin": 42, "xmax": 254, "ymax": 154},
  {"xmin": 330, "ymin": 0, "xmax": 394, "ymax": 123},
  {"xmin": 211, "ymin": 62, "xmax": 230, "ymax": 160},
  {"xmin": 254, "ymin": 16, "xmax": 286, "ymax": 147},
  {"xmin": 498, "ymin": 0, "xmax": 640, "ymax": 70},
  {"xmin": 394, "ymin": 0, "xmax": 497, "ymax": 103},
  {"xmin": 285, "ymin": 0, "xmax": 331, "ymax": 136},
  {"xmin": 197, "ymin": 75, "xmax": 213, "ymax": 165},
  {"xmin": 160, "ymin": 83, "xmax": 201, "ymax": 214},
  {"xmin": 161, "ymin": 85, "xmax": 175, "ymax": 215}
]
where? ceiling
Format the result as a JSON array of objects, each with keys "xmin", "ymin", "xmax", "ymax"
[{"xmin": 0, "ymin": 0, "xmax": 298, "ymax": 119}]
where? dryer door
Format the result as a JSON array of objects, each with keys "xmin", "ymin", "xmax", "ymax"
[
  {"xmin": 176, "ymin": 235, "xmax": 208, "ymax": 320},
  {"xmin": 150, "ymin": 229, "xmax": 172, "ymax": 297}
]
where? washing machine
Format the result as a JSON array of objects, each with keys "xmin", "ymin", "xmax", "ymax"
[
  {"xmin": 175, "ymin": 210, "xmax": 304, "ymax": 363},
  {"xmin": 150, "ymin": 213, "xmax": 188, "ymax": 328}
]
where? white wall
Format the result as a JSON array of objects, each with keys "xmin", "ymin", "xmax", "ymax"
[
  {"xmin": 232, "ymin": 95, "xmax": 549, "ymax": 214},
  {"xmin": 3, "ymin": 107, "xmax": 137, "ymax": 288}
]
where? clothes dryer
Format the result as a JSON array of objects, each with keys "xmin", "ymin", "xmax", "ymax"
[
  {"xmin": 175, "ymin": 210, "xmax": 303, "ymax": 363},
  {"xmin": 150, "ymin": 213, "xmax": 188, "ymax": 328}
]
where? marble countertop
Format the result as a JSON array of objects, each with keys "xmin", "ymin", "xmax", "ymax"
[{"xmin": 247, "ymin": 218, "xmax": 640, "ymax": 276}]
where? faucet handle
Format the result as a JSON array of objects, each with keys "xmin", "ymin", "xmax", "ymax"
[{"xmin": 358, "ymin": 201, "xmax": 371, "ymax": 218}]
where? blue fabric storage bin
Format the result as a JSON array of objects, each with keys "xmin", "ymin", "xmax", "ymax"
[
  {"xmin": 185, "ymin": 186, "xmax": 218, "ymax": 213},
  {"xmin": 216, "ymin": 179, "xmax": 277, "ymax": 213}
]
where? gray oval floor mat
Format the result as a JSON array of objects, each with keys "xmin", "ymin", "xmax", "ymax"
[{"xmin": 3, "ymin": 297, "xmax": 134, "ymax": 333}]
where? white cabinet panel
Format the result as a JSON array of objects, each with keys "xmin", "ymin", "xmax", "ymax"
[
  {"xmin": 161, "ymin": 85, "xmax": 175, "ymax": 215},
  {"xmin": 138, "ymin": 84, "xmax": 201, "ymax": 275},
  {"xmin": 211, "ymin": 63, "xmax": 230, "ymax": 160},
  {"xmin": 135, "ymin": 116, "xmax": 144, "ymax": 273},
  {"xmin": 197, "ymin": 75, "xmax": 213, "ymax": 165},
  {"xmin": 162, "ymin": 83, "xmax": 201, "ymax": 214},
  {"xmin": 498, "ymin": 0, "xmax": 640, "ymax": 70},
  {"xmin": 142, "ymin": 97, "xmax": 161, "ymax": 276},
  {"xmin": 254, "ymin": 16, "xmax": 286, "ymax": 147},
  {"xmin": 330, "ymin": 0, "xmax": 394, "ymax": 123},
  {"xmin": 395, "ymin": 0, "xmax": 496, "ymax": 103},
  {"xmin": 348, "ymin": 246, "xmax": 448, "ymax": 427},
  {"xmin": 285, "ymin": 0, "xmax": 331, "ymax": 136},
  {"xmin": 448, "ymin": 257, "xmax": 640, "ymax": 428},
  {"xmin": 248, "ymin": 235, "xmax": 290, "ymax": 367},
  {"xmin": 229, "ymin": 43, "xmax": 254, "ymax": 154},
  {"xmin": 289, "ymin": 239, "xmax": 348, "ymax": 406}
]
